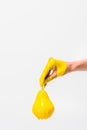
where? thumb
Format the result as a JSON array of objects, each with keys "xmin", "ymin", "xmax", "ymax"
[{"xmin": 45, "ymin": 69, "xmax": 57, "ymax": 83}]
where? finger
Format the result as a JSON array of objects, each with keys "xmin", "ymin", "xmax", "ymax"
[
  {"xmin": 45, "ymin": 69, "xmax": 51, "ymax": 80},
  {"xmin": 45, "ymin": 69, "xmax": 57, "ymax": 83},
  {"xmin": 39, "ymin": 58, "xmax": 54, "ymax": 87},
  {"xmin": 45, "ymin": 75, "xmax": 53, "ymax": 82},
  {"xmin": 51, "ymin": 69, "xmax": 57, "ymax": 79}
]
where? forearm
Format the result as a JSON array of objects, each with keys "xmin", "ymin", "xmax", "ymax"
[{"xmin": 66, "ymin": 59, "xmax": 87, "ymax": 73}]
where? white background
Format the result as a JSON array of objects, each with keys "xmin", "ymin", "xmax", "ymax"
[{"xmin": 0, "ymin": 0, "xmax": 87, "ymax": 130}]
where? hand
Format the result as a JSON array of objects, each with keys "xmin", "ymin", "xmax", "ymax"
[{"xmin": 39, "ymin": 57, "xmax": 67, "ymax": 87}]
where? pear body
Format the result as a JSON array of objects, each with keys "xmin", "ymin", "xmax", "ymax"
[{"xmin": 32, "ymin": 89, "xmax": 54, "ymax": 119}]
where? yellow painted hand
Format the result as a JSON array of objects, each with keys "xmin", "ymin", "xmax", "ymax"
[{"xmin": 39, "ymin": 57, "xmax": 67, "ymax": 87}]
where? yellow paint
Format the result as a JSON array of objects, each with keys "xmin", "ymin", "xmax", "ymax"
[
  {"xmin": 39, "ymin": 57, "xmax": 67, "ymax": 87},
  {"xmin": 32, "ymin": 57, "xmax": 67, "ymax": 119},
  {"xmin": 32, "ymin": 88, "xmax": 54, "ymax": 119}
]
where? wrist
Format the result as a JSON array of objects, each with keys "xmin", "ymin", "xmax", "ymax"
[{"xmin": 65, "ymin": 61, "xmax": 77, "ymax": 74}]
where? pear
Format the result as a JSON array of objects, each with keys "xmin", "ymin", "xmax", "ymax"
[{"xmin": 32, "ymin": 88, "xmax": 54, "ymax": 119}]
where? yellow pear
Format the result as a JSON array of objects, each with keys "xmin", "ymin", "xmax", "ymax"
[{"xmin": 32, "ymin": 88, "xmax": 54, "ymax": 119}]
